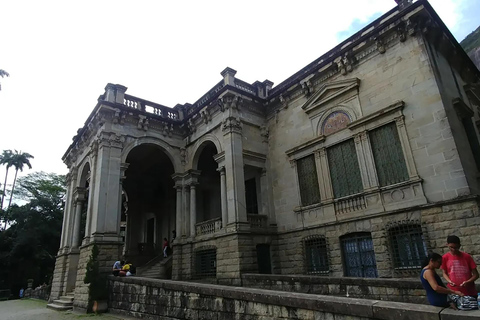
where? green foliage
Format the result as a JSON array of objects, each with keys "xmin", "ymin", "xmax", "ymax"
[
  {"xmin": 84, "ymin": 244, "xmax": 108, "ymax": 309},
  {"xmin": 460, "ymin": 25, "xmax": 480, "ymax": 54},
  {"xmin": 0, "ymin": 172, "xmax": 65, "ymax": 295}
]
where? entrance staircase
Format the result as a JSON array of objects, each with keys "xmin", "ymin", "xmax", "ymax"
[
  {"xmin": 137, "ymin": 255, "xmax": 172, "ymax": 279},
  {"xmin": 46, "ymin": 291, "xmax": 74, "ymax": 311}
]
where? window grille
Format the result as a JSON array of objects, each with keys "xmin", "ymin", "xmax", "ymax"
[
  {"xmin": 369, "ymin": 122, "xmax": 408, "ymax": 187},
  {"xmin": 327, "ymin": 139, "xmax": 363, "ymax": 198},
  {"xmin": 389, "ymin": 224, "xmax": 427, "ymax": 269},
  {"xmin": 297, "ymin": 155, "xmax": 321, "ymax": 206},
  {"xmin": 245, "ymin": 178, "xmax": 259, "ymax": 214},
  {"xmin": 341, "ymin": 233, "xmax": 378, "ymax": 278},
  {"xmin": 304, "ymin": 236, "xmax": 329, "ymax": 274},
  {"xmin": 194, "ymin": 248, "xmax": 217, "ymax": 278}
]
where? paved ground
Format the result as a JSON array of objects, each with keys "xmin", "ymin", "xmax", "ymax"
[{"xmin": 0, "ymin": 299, "xmax": 137, "ymax": 320}]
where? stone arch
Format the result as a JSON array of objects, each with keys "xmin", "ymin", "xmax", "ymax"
[
  {"xmin": 122, "ymin": 137, "xmax": 180, "ymax": 173},
  {"xmin": 190, "ymin": 134, "xmax": 223, "ymax": 170},
  {"xmin": 317, "ymin": 105, "xmax": 357, "ymax": 136},
  {"xmin": 77, "ymin": 160, "xmax": 91, "ymax": 188}
]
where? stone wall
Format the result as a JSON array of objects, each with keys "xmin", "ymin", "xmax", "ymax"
[
  {"xmin": 50, "ymin": 253, "xmax": 67, "ymax": 301},
  {"xmin": 73, "ymin": 242, "xmax": 123, "ymax": 310},
  {"xmin": 24, "ymin": 285, "xmax": 51, "ymax": 301},
  {"xmin": 277, "ymin": 198, "xmax": 480, "ymax": 278},
  {"xmin": 108, "ymin": 276, "xmax": 480, "ymax": 320}
]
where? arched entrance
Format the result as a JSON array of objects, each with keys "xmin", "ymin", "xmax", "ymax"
[
  {"xmin": 195, "ymin": 142, "xmax": 221, "ymax": 230},
  {"xmin": 123, "ymin": 144, "xmax": 175, "ymax": 265}
]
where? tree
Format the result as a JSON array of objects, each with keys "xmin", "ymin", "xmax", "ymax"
[
  {"xmin": 7, "ymin": 150, "xmax": 34, "ymax": 209},
  {"xmin": 0, "ymin": 172, "xmax": 65, "ymax": 295},
  {"xmin": 0, "ymin": 150, "xmax": 14, "ymax": 209},
  {"xmin": 0, "ymin": 69, "xmax": 9, "ymax": 91}
]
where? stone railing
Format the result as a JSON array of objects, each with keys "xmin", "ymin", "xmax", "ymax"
[
  {"xmin": 123, "ymin": 94, "xmax": 179, "ymax": 120},
  {"xmin": 334, "ymin": 193, "xmax": 366, "ymax": 214},
  {"xmin": 108, "ymin": 276, "xmax": 479, "ymax": 320},
  {"xmin": 234, "ymin": 79, "xmax": 257, "ymax": 95},
  {"xmin": 189, "ymin": 80, "xmax": 225, "ymax": 114},
  {"xmin": 24, "ymin": 285, "xmax": 51, "ymax": 301},
  {"xmin": 195, "ymin": 217, "xmax": 222, "ymax": 235},
  {"xmin": 247, "ymin": 214, "xmax": 268, "ymax": 229}
]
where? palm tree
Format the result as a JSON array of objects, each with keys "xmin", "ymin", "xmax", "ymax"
[
  {"xmin": 0, "ymin": 149, "xmax": 14, "ymax": 209},
  {"xmin": 0, "ymin": 69, "xmax": 9, "ymax": 91},
  {"xmin": 7, "ymin": 150, "xmax": 34, "ymax": 209}
]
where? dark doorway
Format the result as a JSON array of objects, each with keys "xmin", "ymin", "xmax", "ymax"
[
  {"xmin": 146, "ymin": 218, "xmax": 155, "ymax": 245},
  {"xmin": 256, "ymin": 244, "xmax": 272, "ymax": 274},
  {"xmin": 245, "ymin": 178, "xmax": 258, "ymax": 214}
]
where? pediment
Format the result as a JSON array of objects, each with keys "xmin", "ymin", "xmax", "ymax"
[{"xmin": 302, "ymin": 78, "xmax": 360, "ymax": 114}]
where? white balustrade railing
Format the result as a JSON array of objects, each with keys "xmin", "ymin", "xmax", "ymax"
[
  {"xmin": 334, "ymin": 194, "xmax": 366, "ymax": 214},
  {"xmin": 195, "ymin": 217, "xmax": 222, "ymax": 236}
]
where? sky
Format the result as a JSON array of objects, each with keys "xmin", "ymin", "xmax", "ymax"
[{"xmin": 0, "ymin": 0, "xmax": 479, "ymax": 187}]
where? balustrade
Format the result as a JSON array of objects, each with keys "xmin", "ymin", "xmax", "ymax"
[
  {"xmin": 123, "ymin": 94, "xmax": 178, "ymax": 120},
  {"xmin": 247, "ymin": 214, "xmax": 268, "ymax": 229},
  {"xmin": 195, "ymin": 217, "xmax": 222, "ymax": 236},
  {"xmin": 334, "ymin": 194, "xmax": 366, "ymax": 214}
]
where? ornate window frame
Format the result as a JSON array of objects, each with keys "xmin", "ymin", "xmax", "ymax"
[{"xmin": 287, "ymin": 100, "xmax": 426, "ymax": 224}]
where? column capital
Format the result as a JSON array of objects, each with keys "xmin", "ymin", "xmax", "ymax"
[{"xmin": 216, "ymin": 166, "xmax": 226, "ymax": 174}]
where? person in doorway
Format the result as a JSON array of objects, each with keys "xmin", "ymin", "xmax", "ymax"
[
  {"xmin": 112, "ymin": 260, "xmax": 124, "ymax": 276},
  {"xmin": 163, "ymin": 237, "xmax": 169, "ymax": 258},
  {"xmin": 441, "ymin": 235, "xmax": 479, "ymax": 297},
  {"xmin": 421, "ymin": 252, "xmax": 463, "ymax": 308}
]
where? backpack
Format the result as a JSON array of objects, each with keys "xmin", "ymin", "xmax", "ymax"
[{"xmin": 130, "ymin": 265, "xmax": 136, "ymax": 275}]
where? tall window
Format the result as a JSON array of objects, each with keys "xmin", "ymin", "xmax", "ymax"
[
  {"xmin": 195, "ymin": 247, "xmax": 217, "ymax": 279},
  {"xmin": 304, "ymin": 236, "xmax": 329, "ymax": 274},
  {"xmin": 297, "ymin": 155, "xmax": 321, "ymax": 206},
  {"xmin": 341, "ymin": 233, "xmax": 377, "ymax": 278},
  {"xmin": 245, "ymin": 178, "xmax": 258, "ymax": 214},
  {"xmin": 369, "ymin": 122, "xmax": 408, "ymax": 187},
  {"xmin": 327, "ymin": 139, "xmax": 363, "ymax": 198},
  {"xmin": 389, "ymin": 224, "xmax": 427, "ymax": 269}
]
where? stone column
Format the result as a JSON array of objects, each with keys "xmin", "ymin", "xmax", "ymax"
[
  {"xmin": 189, "ymin": 183, "xmax": 197, "ymax": 237},
  {"xmin": 84, "ymin": 142, "xmax": 99, "ymax": 241},
  {"xmin": 218, "ymin": 166, "xmax": 228, "ymax": 228},
  {"xmin": 89, "ymin": 132, "xmax": 124, "ymax": 242},
  {"xmin": 62, "ymin": 168, "xmax": 78, "ymax": 252},
  {"xmin": 183, "ymin": 185, "xmax": 190, "ymax": 237},
  {"xmin": 71, "ymin": 187, "xmax": 86, "ymax": 249},
  {"xmin": 173, "ymin": 180, "xmax": 183, "ymax": 238},
  {"xmin": 59, "ymin": 172, "xmax": 73, "ymax": 252},
  {"xmin": 222, "ymin": 95, "xmax": 247, "ymax": 226}
]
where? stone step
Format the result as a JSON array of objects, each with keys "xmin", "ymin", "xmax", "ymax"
[
  {"xmin": 59, "ymin": 295, "xmax": 74, "ymax": 302},
  {"xmin": 46, "ymin": 302, "xmax": 73, "ymax": 311},
  {"xmin": 52, "ymin": 299, "xmax": 74, "ymax": 307}
]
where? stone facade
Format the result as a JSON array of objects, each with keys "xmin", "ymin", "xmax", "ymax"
[{"xmin": 51, "ymin": 0, "xmax": 480, "ymax": 309}]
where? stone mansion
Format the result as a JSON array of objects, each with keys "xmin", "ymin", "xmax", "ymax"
[{"xmin": 50, "ymin": 0, "xmax": 480, "ymax": 309}]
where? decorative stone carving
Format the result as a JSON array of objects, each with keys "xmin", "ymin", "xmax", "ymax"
[
  {"xmin": 395, "ymin": 115, "xmax": 405, "ymax": 128},
  {"xmin": 113, "ymin": 110, "xmax": 125, "ymax": 125},
  {"xmin": 260, "ymin": 126, "xmax": 269, "ymax": 143},
  {"xmin": 180, "ymin": 148, "xmax": 187, "ymax": 166},
  {"xmin": 187, "ymin": 118, "xmax": 196, "ymax": 133},
  {"xmin": 279, "ymin": 94, "xmax": 290, "ymax": 109},
  {"xmin": 200, "ymin": 109, "xmax": 211, "ymax": 124},
  {"xmin": 322, "ymin": 111, "xmax": 351, "ymax": 135},
  {"xmin": 222, "ymin": 117, "xmax": 242, "ymax": 134},
  {"xmin": 220, "ymin": 95, "xmax": 243, "ymax": 110},
  {"xmin": 137, "ymin": 115, "xmax": 148, "ymax": 131},
  {"xmin": 217, "ymin": 99, "xmax": 225, "ymax": 112},
  {"xmin": 301, "ymin": 80, "xmax": 313, "ymax": 97},
  {"xmin": 376, "ymin": 38, "xmax": 386, "ymax": 54},
  {"xmin": 98, "ymin": 132, "xmax": 125, "ymax": 149}
]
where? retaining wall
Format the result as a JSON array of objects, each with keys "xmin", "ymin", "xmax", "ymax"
[{"xmin": 107, "ymin": 276, "xmax": 480, "ymax": 320}]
